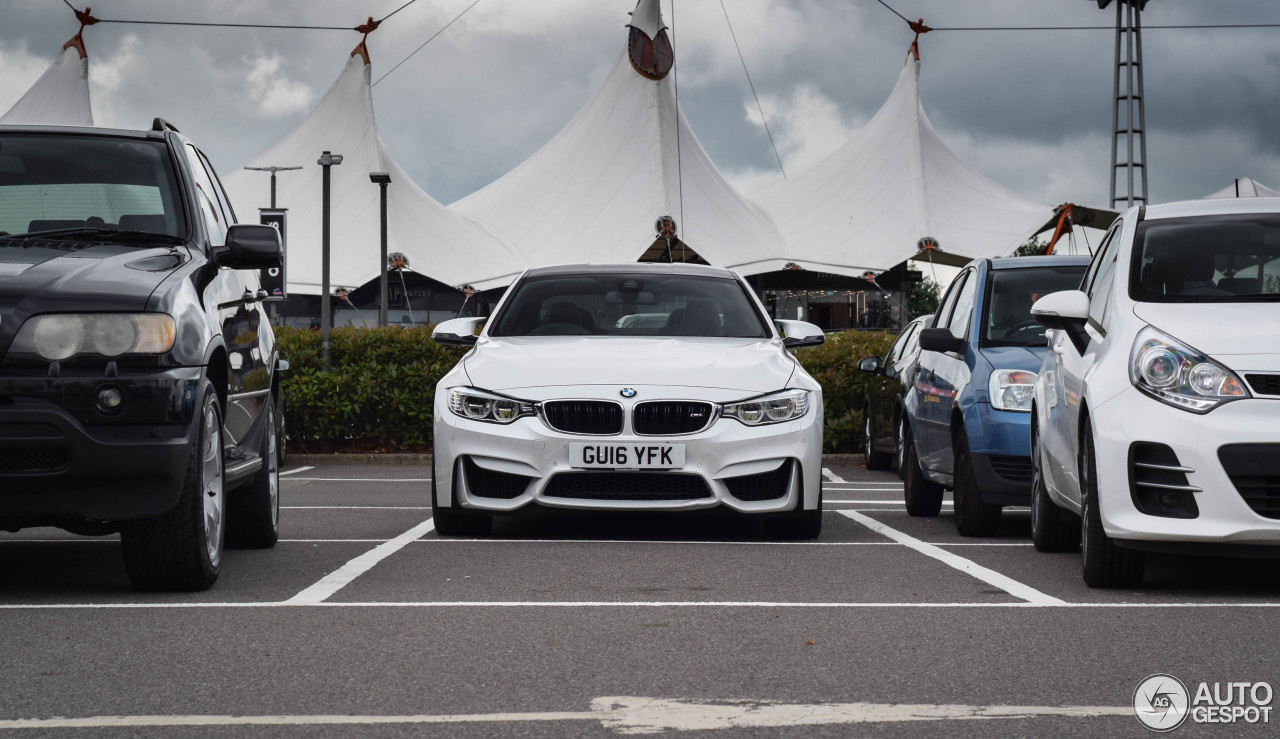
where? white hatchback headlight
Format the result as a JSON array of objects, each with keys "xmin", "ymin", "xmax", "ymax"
[
  {"xmin": 988, "ymin": 369, "xmax": 1037, "ymax": 412},
  {"xmin": 721, "ymin": 389, "xmax": 809, "ymax": 426},
  {"xmin": 1129, "ymin": 326, "xmax": 1249, "ymax": 413},
  {"xmin": 447, "ymin": 387, "xmax": 535, "ymax": 424},
  {"xmin": 12, "ymin": 314, "xmax": 176, "ymax": 360}
]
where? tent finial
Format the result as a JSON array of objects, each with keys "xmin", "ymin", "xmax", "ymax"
[
  {"xmin": 62, "ymin": 6, "xmax": 99, "ymax": 60},
  {"xmin": 907, "ymin": 18, "xmax": 930, "ymax": 62},
  {"xmin": 351, "ymin": 16, "xmax": 380, "ymax": 65}
]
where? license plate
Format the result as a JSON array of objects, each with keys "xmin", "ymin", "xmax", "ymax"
[{"xmin": 569, "ymin": 442, "xmax": 685, "ymax": 469}]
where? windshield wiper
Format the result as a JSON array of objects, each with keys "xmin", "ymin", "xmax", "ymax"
[{"xmin": 0, "ymin": 227, "xmax": 184, "ymax": 245}]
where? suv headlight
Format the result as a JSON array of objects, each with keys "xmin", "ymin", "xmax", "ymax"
[
  {"xmin": 721, "ymin": 389, "xmax": 809, "ymax": 426},
  {"xmin": 988, "ymin": 369, "xmax": 1037, "ymax": 412},
  {"xmin": 447, "ymin": 387, "xmax": 535, "ymax": 424},
  {"xmin": 10, "ymin": 314, "xmax": 176, "ymax": 361},
  {"xmin": 1129, "ymin": 326, "xmax": 1249, "ymax": 413}
]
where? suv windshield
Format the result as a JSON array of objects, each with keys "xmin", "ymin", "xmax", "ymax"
[
  {"xmin": 983, "ymin": 265, "xmax": 1088, "ymax": 346},
  {"xmin": 1130, "ymin": 214, "xmax": 1280, "ymax": 302},
  {"xmin": 0, "ymin": 133, "xmax": 184, "ymax": 239},
  {"xmin": 488, "ymin": 272, "xmax": 771, "ymax": 338}
]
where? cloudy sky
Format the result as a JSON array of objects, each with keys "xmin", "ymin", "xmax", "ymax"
[{"xmin": 2, "ymin": 0, "xmax": 1279, "ymax": 212}]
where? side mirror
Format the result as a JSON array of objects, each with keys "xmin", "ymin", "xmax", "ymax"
[
  {"xmin": 213, "ymin": 224, "xmax": 282, "ymax": 270},
  {"xmin": 775, "ymin": 319, "xmax": 825, "ymax": 349},
  {"xmin": 857, "ymin": 356, "xmax": 881, "ymax": 373},
  {"xmin": 432, "ymin": 316, "xmax": 485, "ymax": 347},
  {"xmin": 918, "ymin": 327, "xmax": 966, "ymax": 354},
  {"xmin": 1031, "ymin": 290, "xmax": 1090, "ymax": 354}
]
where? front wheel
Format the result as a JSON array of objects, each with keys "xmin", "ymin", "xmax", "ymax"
[
  {"xmin": 953, "ymin": 433, "xmax": 1002, "ymax": 537},
  {"xmin": 902, "ymin": 421, "xmax": 943, "ymax": 517},
  {"xmin": 863, "ymin": 406, "xmax": 892, "ymax": 470},
  {"xmin": 1080, "ymin": 424, "xmax": 1144, "ymax": 588},
  {"xmin": 431, "ymin": 461, "xmax": 492, "ymax": 536},
  {"xmin": 766, "ymin": 479, "xmax": 822, "ymax": 540},
  {"xmin": 1030, "ymin": 425, "xmax": 1079, "ymax": 553},
  {"xmin": 121, "ymin": 379, "xmax": 224, "ymax": 591}
]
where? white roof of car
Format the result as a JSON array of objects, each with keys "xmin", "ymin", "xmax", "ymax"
[{"xmin": 1140, "ymin": 197, "xmax": 1280, "ymax": 221}]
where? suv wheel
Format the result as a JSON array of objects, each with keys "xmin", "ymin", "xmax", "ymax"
[
  {"xmin": 863, "ymin": 407, "xmax": 892, "ymax": 470},
  {"xmin": 953, "ymin": 433, "xmax": 1002, "ymax": 537},
  {"xmin": 902, "ymin": 421, "xmax": 943, "ymax": 517},
  {"xmin": 227, "ymin": 402, "xmax": 280, "ymax": 548},
  {"xmin": 121, "ymin": 379, "xmax": 224, "ymax": 591},
  {"xmin": 1080, "ymin": 424, "xmax": 1144, "ymax": 588},
  {"xmin": 1030, "ymin": 424, "xmax": 1079, "ymax": 553}
]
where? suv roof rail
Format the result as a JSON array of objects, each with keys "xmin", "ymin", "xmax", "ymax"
[{"xmin": 151, "ymin": 117, "xmax": 181, "ymax": 133}]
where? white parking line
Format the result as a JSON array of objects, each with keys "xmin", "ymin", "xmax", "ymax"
[
  {"xmin": 282, "ymin": 478, "xmax": 431, "ymax": 482},
  {"xmin": 284, "ymin": 518, "xmax": 436, "ymax": 605},
  {"xmin": 825, "ymin": 500, "xmax": 950, "ymax": 505},
  {"xmin": 838, "ymin": 510, "xmax": 1066, "ymax": 606},
  {"xmin": 278, "ymin": 466, "xmax": 314, "ymax": 476},
  {"xmin": 821, "ymin": 468, "xmax": 848, "ymax": 484},
  {"xmin": 283, "ymin": 506, "xmax": 429, "ymax": 510}
]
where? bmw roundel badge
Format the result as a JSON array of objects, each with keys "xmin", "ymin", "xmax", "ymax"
[{"xmin": 620, "ymin": 388, "xmax": 637, "ymax": 398}]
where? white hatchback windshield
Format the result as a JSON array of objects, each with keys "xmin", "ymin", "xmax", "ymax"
[
  {"xmin": 488, "ymin": 272, "xmax": 771, "ymax": 338},
  {"xmin": 1130, "ymin": 214, "xmax": 1280, "ymax": 303}
]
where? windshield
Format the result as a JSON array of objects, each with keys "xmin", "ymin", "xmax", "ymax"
[
  {"xmin": 982, "ymin": 265, "xmax": 1088, "ymax": 346},
  {"xmin": 488, "ymin": 272, "xmax": 772, "ymax": 338},
  {"xmin": 0, "ymin": 133, "xmax": 184, "ymax": 238},
  {"xmin": 1130, "ymin": 214, "xmax": 1280, "ymax": 302}
]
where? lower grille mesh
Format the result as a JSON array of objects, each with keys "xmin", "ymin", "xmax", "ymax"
[
  {"xmin": 988, "ymin": 456, "xmax": 1032, "ymax": 485},
  {"xmin": 544, "ymin": 472, "xmax": 712, "ymax": 501},
  {"xmin": 724, "ymin": 461, "xmax": 792, "ymax": 501},
  {"xmin": 0, "ymin": 448, "xmax": 71, "ymax": 474},
  {"xmin": 463, "ymin": 457, "xmax": 530, "ymax": 499},
  {"xmin": 1219, "ymin": 444, "xmax": 1280, "ymax": 520}
]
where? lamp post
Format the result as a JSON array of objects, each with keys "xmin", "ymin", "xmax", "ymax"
[
  {"xmin": 243, "ymin": 165, "xmax": 302, "ymax": 209},
  {"xmin": 318, "ymin": 150, "xmax": 343, "ymax": 369},
  {"xmin": 369, "ymin": 172, "xmax": 391, "ymax": 327}
]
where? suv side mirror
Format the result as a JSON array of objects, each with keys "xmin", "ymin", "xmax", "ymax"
[
  {"xmin": 775, "ymin": 319, "xmax": 825, "ymax": 349},
  {"xmin": 918, "ymin": 327, "xmax": 966, "ymax": 354},
  {"xmin": 432, "ymin": 317, "xmax": 486, "ymax": 347},
  {"xmin": 1031, "ymin": 290, "xmax": 1090, "ymax": 354},
  {"xmin": 857, "ymin": 356, "xmax": 881, "ymax": 373},
  {"xmin": 213, "ymin": 224, "xmax": 282, "ymax": 270}
]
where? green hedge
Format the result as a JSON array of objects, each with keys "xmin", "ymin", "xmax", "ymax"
[{"xmin": 275, "ymin": 326, "xmax": 894, "ymax": 454}]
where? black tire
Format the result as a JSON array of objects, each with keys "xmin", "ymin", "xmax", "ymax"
[
  {"xmin": 1030, "ymin": 423, "xmax": 1079, "ymax": 553},
  {"xmin": 431, "ymin": 460, "xmax": 492, "ymax": 536},
  {"xmin": 863, "ymin": 405, "xmax": 893, "ymax": 470},
  {"xmin": 766, "ymin": 478, "xmax": 823, "ymax": 540},
  {"xmin": 894, "ymin": 411, "xmax": 907, "ymax": 480},
  {"xmin": 902, "ymin": 421, "xmax": 943, "ymax": 517},
  {"xmin": 227, "ymin": 402, "xmax": 280, "ymax": 548},
  {"xmin": 121, "ymin": 379, "xmax": 224, "ymax": 591},
  {"xmin": 1080, "ymin": 424, "xmax": 1144, "ymax": 588},
  {"xmin": 953, "ymin": 433, "xmax": 1002, "ymax": 537},
  {"xmin": 275, "ymin": 391, "xmax": 287, "ymax": 468}
]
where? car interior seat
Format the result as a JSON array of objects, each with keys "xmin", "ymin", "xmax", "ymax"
[{"xmin": 664, "ymin": 300, "xmax": 722, "ymax": 336}]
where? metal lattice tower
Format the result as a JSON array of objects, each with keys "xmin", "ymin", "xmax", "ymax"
[{"xmin": 1097, "ymin": 0, "xmax": 1153, "ymax": 209}]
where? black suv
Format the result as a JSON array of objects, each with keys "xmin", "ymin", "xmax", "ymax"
[{"xmin": 0, "ymin": 120, "xmax": 284, "ymax": 591}]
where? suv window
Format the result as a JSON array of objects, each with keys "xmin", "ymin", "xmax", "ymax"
[{"xmin": 184, "ymin": 144, "xmax": 227, "ymax": 246}]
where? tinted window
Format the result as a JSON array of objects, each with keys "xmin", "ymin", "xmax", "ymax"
[
  {"xmin": 489, "ymin": 272, "xmax": 771, "ymax": 338},
  {"xmin": 0, "ymin": 133, "xmax": 183, "ymax": 237},
  {"xmin": 1130, "ymin": 214, "xmax": 1280, "ymax": 302},
  {"xmin": 184, "ymin": 144, "xmax": 226, "ymax": 246},
  {"xmin": 934, "ymin": 271, "xmax": 968, "ymax": 327},
  {"xmin": 1087, "ymin": 232, "xmax": 1124, "ymax": 329},
  {"xmin": 983, "ymin": 265, "xmax": 1090, "ymax": 346}
]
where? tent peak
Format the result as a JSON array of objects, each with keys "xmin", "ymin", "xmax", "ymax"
[
  {"xmin": 61, "ymin": 6, "xmax": 99, "ymax": 60},
  {"xmin": 627, "ymin": 0, "xmax": 673, "ymax": 80},
  {"xmin": 350, "ymin": 16, "xmax": 380, "ymax": 65},
  {"xmin": 906, "ymin": 17, "xmax": 931, "ymax": 62}
]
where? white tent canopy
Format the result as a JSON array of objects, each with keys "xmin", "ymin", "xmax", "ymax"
[
  {"xmin": 450, "ymin": 0, "xmax": 791, "ymax": 286},
  {"xmin": 1204, "ymin": 177, "xmax": 1280, "ymax": 199},
  {"xmin": 1, "ymin": 32, "xmax": 93, "ymax": 127},
  {"xmin": 223, "ymin": 46, "xmax": 523, "ymax": 296},
  {"xmin": 758, "ymin": 54, "xmax": 1053, "ymax": 275}
]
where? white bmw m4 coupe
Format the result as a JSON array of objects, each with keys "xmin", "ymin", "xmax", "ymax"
[{"xmin": 430, "ymin": 264, "xmax": 826, "ymax": 538}]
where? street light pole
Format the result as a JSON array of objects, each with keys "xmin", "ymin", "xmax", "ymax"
[
  {"xmin": 317, "ymin": 151, "xmax": 343, "ymax": 369},
  {"xmin": 243, "ymin": 165, "xmax": 302, "ymax": 209},
  {"xmin": 369, "ymin": 172, "xmax": 391, "ymax": 328}
]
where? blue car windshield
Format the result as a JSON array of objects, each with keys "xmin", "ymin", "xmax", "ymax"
[{"xmin": 982, "ymin": 266, "xmax": 1087, "ymax": 347}]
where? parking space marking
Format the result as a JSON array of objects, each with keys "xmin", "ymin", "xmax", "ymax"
[
  {"xmin": 285, "ymin": 518, "xmax": 436, "ymax": 605},
  {"xmin": 278, "ymin": 466, "xmax": 315, "ymax": 476},
  {"xmin": 838, "ymin": 510, "xmax": 1066, "ymax": 606},
  {"xmin": 825, "ymin": 500, "xmax": 950, "ymax": 505},
  {"xmin": 281, "ymin": 478, "xmax": 430, "ymax": 483},
  {"xmin": 282, "ymin": 506, "xmax": 429, "ymax": 510},
  {"xmin": 821, "ymin": 468, "xmax": 848, "ymax": 483}
]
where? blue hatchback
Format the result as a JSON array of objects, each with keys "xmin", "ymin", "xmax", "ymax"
[{"xmin": 901, "ymin": 255, "xmax": 1089, "ymax": 536}]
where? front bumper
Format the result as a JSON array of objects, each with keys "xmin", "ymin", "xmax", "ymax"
[
  {"xmin": 963, "ymin": 402, "xmax": 1033, "ymax": 504},
  {"xmin": 1092, "ymin": 387, "xmax": 1280, "ymax": 545},
  {"xmin": 0, "ymin": 368, "xmax": 201, "ymax": 526},
  {"xmin": 433, "ymin": 387, "xmax": 824, "ymax": 515}
]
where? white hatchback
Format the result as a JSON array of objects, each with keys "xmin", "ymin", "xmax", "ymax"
[
  {"xmin": 430, "ymin": 264, "xmax": 826, "ymax": 538},
  {"xmin": 1030, "ymin": 197, "xmax": 1280, "ymax": 587}
]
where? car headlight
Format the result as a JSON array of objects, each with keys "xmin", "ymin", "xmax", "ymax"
[
  {"xmin": 447, "ymin": 387, "xmax": 535, "ymax": 424},
  {"xmin": 11, "ymin": 314, "xmax": 176, "ymax": 361},
  {"xmin": 988, "ymin": 369, "xmax": 1037, "ymax": 412},
  {"xmin": 1129, "ymin": 326, "xmax": 1249, "ymax": 413},
  {"xmin": 721, "ymin": 389, "xmax": 809, "ymax": 426}
]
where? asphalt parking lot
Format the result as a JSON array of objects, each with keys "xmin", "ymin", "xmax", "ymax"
[{"xmin": 1, "ymin": 462, "xmax": 1277, "ymax": 736}]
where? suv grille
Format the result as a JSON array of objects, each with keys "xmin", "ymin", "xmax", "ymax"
[
  {"xmin": 543, "ymin": 472, "xmax": 712, "ymax": 501},
  {"xmin": 724, "ymin": 461, "xmax": 792, "ymax": 501},
  {"xmin": 462, "ymin": 457, "xmax": 530, "ymax": 499},
  {"xmin": 1219, "ymin": 444, "xmax": 1280, "ymax": 520},
  {"xmin": 540, "ymin": 401, "xmax": 624, "ymax": 435},
  {"xmin": 632, "ymin": 401, "xmax": 715, "ymax": 435},
  {"xmin": 988, "ymin": 456, "xmax": 1032, "ymax": 485},
  {"xmin": 1245, "ymin": 374, "xmax": 1280, "ymax": 396},
  {"xmin": 0, "ymin": 448, "xmax": 72, "ymax": 474}
]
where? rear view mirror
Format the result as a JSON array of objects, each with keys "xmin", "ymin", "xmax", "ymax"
[
  {"xmin": 1031, "ymin": 290, "xmax": 1090, "ymax": 354},
  {"xmin": 214, "ymin": 224, "xmax": 282, "ymax": 270},
  {"xmin": 857, "ymin": 356, "xmax": 881, "ymax": 373},
  {"xmin": 918, "ymin": 327, "xmax": 966, "ymax": 354},
  {"xmin": 432, "ymin": 316, "xmax": 485, "ymax": 347},
  {"xmin": 775, "ymin": 319, "xmax": 824, "ymax": 349}
]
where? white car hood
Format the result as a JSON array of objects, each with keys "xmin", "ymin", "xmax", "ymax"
[
  {"xmin": 1132, "ymin": 303, "xmax": 1280, "ymax": 357},
  {"xmin": 462, "ymin": 336, "xmax": 796, "ymax": 394}
]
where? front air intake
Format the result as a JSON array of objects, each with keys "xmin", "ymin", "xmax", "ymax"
[{"xmin": 1128, "ymin": 442, "xmax": 1199, "ymax": 519}]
